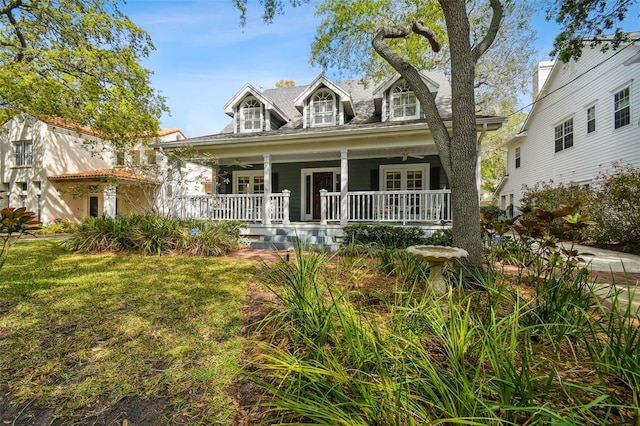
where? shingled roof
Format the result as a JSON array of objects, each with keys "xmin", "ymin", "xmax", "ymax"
[{"xmin": 218, "ymin": 72, "xmax": 453, "ymax": 135}]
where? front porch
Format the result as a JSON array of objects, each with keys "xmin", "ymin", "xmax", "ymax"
[{"xmin": 175, "ymin": 189, "xmax": 452, "ymax": 226}]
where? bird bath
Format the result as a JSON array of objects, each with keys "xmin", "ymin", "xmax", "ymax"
[{"xmin": 406, "ymin": 245, "xmax": 469, "ymax": 295}]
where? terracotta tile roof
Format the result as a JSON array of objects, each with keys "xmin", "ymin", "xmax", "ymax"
[
  {"xmin": 157, "ymin": 128, "xmax": 187, "ymax": 139},
  {"xmin": 39, "ymin": 116, "xmax": 102, "ymax": 137},
  {"xmin": 39, "ymin": 116, "xmax": 185, "ymax": 140},
  {"xmin": 48, "ymin": 168, "xmax": 159, "ymax": 184}
]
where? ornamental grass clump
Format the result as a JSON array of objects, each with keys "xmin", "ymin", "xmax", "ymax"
[
  {"xmin": 63, "ymin": 214, "xmax": 240, "ymax": 256},
  {"xmin": 247, "ymin": 245, "xmax": 639, "ymax": 424}
]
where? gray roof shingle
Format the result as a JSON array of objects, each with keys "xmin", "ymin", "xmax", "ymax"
[{"xmin": 218, "ymin": 72, "xmax": 453, "ymax": 135}]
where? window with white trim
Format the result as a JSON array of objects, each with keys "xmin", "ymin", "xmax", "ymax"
[
  {"xmin": 614, "ymin": 87, "xmax": 630, "ymax": 129},
  {"xmin": 13, "ymin": 140, "xmax": 33, "ymax": 166},
  {"xmin": 380, "ymin": 164, "xmax": 430, "ymax": 219},
  {"xmin": 391, "ymin": 80, "xmax": 418, "ymax": 120},
  {"xmin": 554, "ymin": 118, "xmax": 573, "ymax": 152},
  {"xmin": 587, "ymin": 105, "xmax": 596, "ymax": 133},
  {"xmin": 234, "ymin": 170, "xmax": 264, "ymax": 194},
  {"xmin": 515, "ymin": 146, "xmax": 521, "ymax": 169},
  {"xmin": 240, "ymin": 98, "xmax": 262, "ymax": 132},
  {"xmin": 380, "ymin": 164, "xmax": 428, "ymax": 190},
  {"xmin": 311, "ymin": 89, "xmax": 335, "ymax": 126}
]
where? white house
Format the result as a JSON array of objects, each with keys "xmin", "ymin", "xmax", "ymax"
[
  {"xmin": 0, "ymin": 114, "xmax": 199, "ymax": 223},
  {"xmin": 497, "ymin": 34, "xmax": 640, "ymax": 214},
  {"xmin": 154, "ymin": 72, "xmax": 505, "ymax": 241}
]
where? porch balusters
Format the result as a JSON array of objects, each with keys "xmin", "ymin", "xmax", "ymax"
[{"xmin": 319, "ymin": 189, "xmax": 452, "ymax": 224}]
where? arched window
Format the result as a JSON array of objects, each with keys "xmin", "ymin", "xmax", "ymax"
[
  {"xmin": 311, "ymin": 90, "xmax": 335, "ymax": 126},
  {"xmin": 240, "ymin": 98, "xmax": 262, "ymax": 132},
  {"xmin": 391, "ymin": 81, "xmax": 417, "ymax": 120}
]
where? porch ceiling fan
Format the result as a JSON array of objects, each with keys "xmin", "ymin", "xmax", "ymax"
[
  {"xmin": 234, "ymin": 159, "xmax": 253, "ymax": 168},
  {"xmin": 401, "ymin": 149, "xmax": 424, "ymax": 161}
]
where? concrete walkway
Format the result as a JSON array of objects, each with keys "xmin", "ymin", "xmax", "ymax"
[{"xmin": 567, "ymin": 244, "xmax": 640, "ymax": 315}]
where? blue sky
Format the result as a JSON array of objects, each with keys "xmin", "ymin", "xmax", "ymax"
[{"xmin": 121, "ymin": 1, "xmax": 639, "ymax": 137}]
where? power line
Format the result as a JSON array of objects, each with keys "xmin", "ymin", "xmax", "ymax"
[{"xmin": 510, "ymin": 36, "xmax": 640, "ymax": 118}]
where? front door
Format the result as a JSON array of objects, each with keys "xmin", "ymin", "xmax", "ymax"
[{"xmin": 312, "ymin": 172, "xmax": 333, "ymax": 220}]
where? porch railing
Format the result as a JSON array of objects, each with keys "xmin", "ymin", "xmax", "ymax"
[
  {"xmin": 177, "ymin": 190, "xmax": 290, "ymax": 223},
  {"xmin": 321, "ymin": 189, "xmax": 452, "ymax": 225}
]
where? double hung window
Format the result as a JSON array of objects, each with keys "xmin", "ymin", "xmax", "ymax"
[
  {"xmin": 554, "ymin": 118, "xmax": 573, "ymax": 152},
  {"xmin": 14, "ymin": 140, "xmax": 33, "ymax": 166},
  {"xmin": 614, "ymin": 87, "xmax": 630, "ymax": 129}
]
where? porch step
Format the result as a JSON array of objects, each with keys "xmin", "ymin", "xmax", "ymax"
[{"xmin": 250, "ymin": 234, "xmax": 340, "ymax": 252}]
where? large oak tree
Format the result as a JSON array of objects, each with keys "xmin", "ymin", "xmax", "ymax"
[{"xmin": 0, "ymin": 0, "xmax": 168, "ymax": 147}]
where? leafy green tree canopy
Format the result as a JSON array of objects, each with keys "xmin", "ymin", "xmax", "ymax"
[
  {"xmin": 313, "ymin": 0, "xmax": 535, "ymax": 115},
  {"xmin": 0, "ymin": 0, "xmax": 168, "ymax": 147},
  {"xmin": 547, "ymin": 0, "xmax": 636, "ymax": 62}
]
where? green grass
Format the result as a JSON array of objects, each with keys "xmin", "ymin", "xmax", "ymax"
[{"xmin": 0, "ymin": 240, "xmax": 255, "ymax": 424}]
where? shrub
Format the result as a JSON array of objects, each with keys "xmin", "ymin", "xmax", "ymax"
[
  {"xmin": 39, "ymin": 219, "xmax": 79, "ymax": 234},
  {"xmin": 480, "ymin": 205, "xmax": 505, "ymax": 224},
  {"xmin": 521, "ymin": 180, "xmax": 591, "ymax": 213},
  {"xmin": 64, "ymin": 215, "xmax": 240, "ymax": 256},
  {"xmin": 342, "ymin": 224, "xmax": 428, "ymax": 249},
  {"xmin": 520, "ymin": 181, "xmax": 592, "ymax": 241},
  {"xmin": 589, "ymin": 162, "xmax": 640, "ymax": 247},
  {"xmin": 424, "ymin": 228, "xmax": 453, "ymax": 246}
]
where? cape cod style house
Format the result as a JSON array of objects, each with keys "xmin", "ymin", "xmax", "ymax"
[
  {"xmin": 154, "ymin": 72, "xmax": 505, "ymax": 247},
  {"xmin": 0, "ymin": 114, "xmax": 203, "ymax": 223},
  {"xmin": 496, "ymin": 34, "xmax": 640, "ymax": 215}
]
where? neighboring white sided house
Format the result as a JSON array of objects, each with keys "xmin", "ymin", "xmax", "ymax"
[
  {"xmin": 497, "ymin": 34, "xmax": 640, "ymax": 214},
  {"xmin": 0, "ymin": 114, "xmax": 208, "ymax": 223},
  {"xmin": 154, "ymin": 72, "xmax": 505, "ymax": 233}
]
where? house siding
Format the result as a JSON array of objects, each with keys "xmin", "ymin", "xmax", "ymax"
[{"xmin": 500, "ymin": 44, "xmax": 640, "ymax": 209}]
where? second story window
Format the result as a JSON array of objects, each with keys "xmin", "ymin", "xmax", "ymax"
[
  {"xmin": 311, "ymin": 90, "xmax": 335, "ymax": 126},
  {"xmin": 391, "ymin": 81, "xmax": 418, "ymax": 120},
  {"xmin": 614, "ymin": 87, "xmax": 630, "ymax": 129},
  {"xmin": 14, "ymin": 140, "xmax": 33, "ymax": 166},
  {"xmin": 240, "ymin": 98, "xmax": 262, "ymax": 132},
  {"xmin": 554, "ymin": 118, "xmax": 573, "ymax": 153},
  {"xmin": 587, "ymin": 105, "xmax": 596, "ymax": 133},
  {"xmin": 114, "ymin": 150, "xmax": 126, "ymax": 166},
  {"xmin": 515, "ymin": 147, "xmax": 521, "ymax": 169}
]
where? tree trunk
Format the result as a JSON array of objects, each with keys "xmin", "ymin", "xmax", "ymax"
[
  {"xmin": 441, "ymin": 0, "xmax": 483, "ymax": 268},
  {"xmin": 372, "ymin": 0, "xmax": 503, "ymax": 271}
]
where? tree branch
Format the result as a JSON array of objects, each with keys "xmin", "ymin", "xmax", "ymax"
[
  {"xmin": 0, "ymin": 0, "xmax": 23, "ymax": 16},
  {"xmin": 471, "ymin": 0, "xmax": 503, "ymax": 62},
  {"xmin": 372, "ymin": 26, "xmax": 453, "ymax": 177},
  {"xmin": 411, "ymin": 21, "xmax": 441, "ymax": 52},
  {"xmin": 5, "ymin": 6, "xmax": 28, "ymax": 62}
]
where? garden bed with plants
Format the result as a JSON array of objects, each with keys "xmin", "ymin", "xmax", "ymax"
[{"xmin": 234, "ymin": 207, "xmax": 640, "ymax": 425}]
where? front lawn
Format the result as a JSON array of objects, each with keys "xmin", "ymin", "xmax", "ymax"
[{"xmin": 0, "ymin": 240, "xmax": 256, "ymax": 425}]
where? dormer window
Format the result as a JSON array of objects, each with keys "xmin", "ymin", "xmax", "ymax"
[
  {"xmin": 311, "ymin": 90, "xmax": 335, "ymax": 126},
  {"xmin": 240, "ymin": 98, "xmax": 262, "ymax": 132},
  {"xmin": 391, "ymin": 81, "xmax": 418, "ymax": 120}
]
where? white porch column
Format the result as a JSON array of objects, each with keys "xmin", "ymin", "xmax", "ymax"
[
  {"xmin": 320, "ymin": 189, "xmax": 328, "ymax": 225},
  {"xmin": 262, "ymin": 153, "xmax": 272, "ymax": 225},
  {"xmin": 103, "ymin": 186, "xmax": 117, "ymax": 218},
  {"xmin": 282, "ymin": 189, "xmax": 291, "ymax": 225},
  {"xmin": 340, "ymin": 149, "xmax": 349, "ymax": 226}
]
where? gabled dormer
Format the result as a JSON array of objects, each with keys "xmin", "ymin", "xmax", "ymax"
[
  {"xmin": 293, "ymin": 75, "xmax": 354, "ymax": 128},
  {"xmin": 373, "ymin": 74, "xmax": 440, "ymax": 122},
  {"xmin": 224, "ymin": 84, "xmax": 289, "ymax": 134}
]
